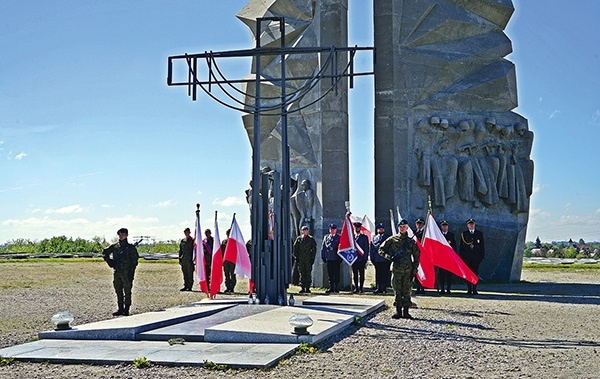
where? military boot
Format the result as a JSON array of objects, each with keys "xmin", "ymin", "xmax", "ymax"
[
  {"xmin": 112, "ymin": 307, "xmax": 124, "ymax": 316},
  {"xmin": 392, "ymin": 304, "xmax": 402, "ymax": 319},
  {"xmin": 123, "ymin": 305, "xmax": 130, "ymax": 316},
  {"xmin": 402, "ymin": 306, "xmax": 413, "ymax": 319}
]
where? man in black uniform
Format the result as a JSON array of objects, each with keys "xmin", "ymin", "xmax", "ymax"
[
  {"xmin": 178, "ymin": 227, "xmax": 194, "ymax": 291},
  {"xmin": 459, "ymin": 218, "xmax": 484, "ymax": 295},
  {"xmin": 103, "ymin": 228, "xmax": 139, "ymax": 316},
  {"xmin": 352, "ymin": 222, "xmax": 369, "ymax": 293},
  {"xmin": 321, "ymin": 224, "xmax": 341, "ymax": 293},
  {"xmin": 370, "ymin": 223, "xmax": 390, "ymax": 294},
  {"xmin": 413, "ymin": 218, "xmax": 426, "ymax": 294},
  {"xmin": 438, "ymin": 220, "xmax": 456, "ymax": 294}
]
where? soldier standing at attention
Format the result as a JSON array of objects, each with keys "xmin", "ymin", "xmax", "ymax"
[
  {"xmin": 459, "ymin": 218, "xmax": 484, "ymax": 295},
  {"xmin": 292, "ymin": 225, "xmax": 317, "ymax": 293},
  {"xmin": 321, "ymin": 223, "xmax": 341, "ymax": 294},
  {"xmin": 178, "ymin": 227, "xmax": 194, "ymax": 291},
  {"xmin": 103, "ymin": 228, "xmax": 139, "ymax": 316},
  {"xmin": 438, "ymin": 220, "xmax": 456, "ymax": 294},
  {"xmin": 370, "ymin": 223, "xmax": 391, "ymax": 294},
  {"xmin": 379, "ymin": 220, "xmax": 420, "ymax": 319},
  {"xmin": 413, "ymin": 218, "xmax": 426, "ymax": 294},
  {"xmin": 352, "ymin": 222, "xmax": 369, "ymax": 293}
]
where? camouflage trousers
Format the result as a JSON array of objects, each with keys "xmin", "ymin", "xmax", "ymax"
[
  {"xmin": 392, "ymin": 267, "xmax": 413, "ymax": 307},
  {"xmin": 113, "ymin": 270, "xmax": 133, "ymax": 309}
]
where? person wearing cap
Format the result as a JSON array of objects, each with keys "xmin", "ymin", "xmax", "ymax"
[
  {"xmin": 292, "ymin": 225, "xmax": 317, "ymax": 293},
  {"xmin": 321, "ymin": 223, "xmax": 341, "ymax": 293},
  {"xmin": 438, "ymin": 220, "xmax": 456, "ymax": 294},
  {"xmin": 413, "ymin": 218, "xmax": 426, "ymax": 294},
  {"xmin": 459, "ymin": 218, "xmax": 485, "ymax": 295},
  {"xmin": 378, "ymin": 219, "xmax": 420, "ymax": 319},
  {"xmin": 370, "ymin": 223, "xmax": 391, "ymax": 294},
  {"xmin": 178, "ymin": 227, "xmax": 195, "ymax": 292},
  {"xmin": 352, "ymin": 222, "xmax": 369, "ymax": 293},
  {"xmin": 102, "ymin": 228, "xmax": 139, "ymax": 316}
]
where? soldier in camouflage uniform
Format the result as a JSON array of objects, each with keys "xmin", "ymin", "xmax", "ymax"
[
  {"xmin": 292, "ymin": 225, "xmax": 317, "ymax": 293},
  {"xmin": 378, "ymin": 219, "xmax": 420, "ymax": 319},
  {"xmin": 103, "ymin": 228, "xmax": 139, "ymax": 316}
]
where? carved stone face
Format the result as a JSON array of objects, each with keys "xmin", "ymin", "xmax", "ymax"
[
  {"xmin": 514, "ymin": 122, "xmax": 527, "ymax": 136},
  {"xmin": 439, "ymin": 119, "xmax": 449, "ymax": 129},
  {"xmin": 459, "ymin": 121, "xmax": 470, "ymax": 131}
]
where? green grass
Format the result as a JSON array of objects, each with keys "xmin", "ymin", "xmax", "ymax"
[{"xmin": 523, "ymin": 262, "xmax": 600, "ymax": 271}]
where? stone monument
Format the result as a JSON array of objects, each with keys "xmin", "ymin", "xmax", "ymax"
[
  {"xmin": 237, "ymin": 0, "xmax": 351, "ymax": 287},
  {"xmin": 374, "ymin": 0, "xmax": 532, "ymax": 281}
]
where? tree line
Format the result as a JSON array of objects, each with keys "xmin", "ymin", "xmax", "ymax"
[
  {"xmin": 524, "ymin": 237, "xmax": 599, "ymax": 259},
  {"xmin": 0, "ymin": 236, "xmax": 178, "ymax": 255}
]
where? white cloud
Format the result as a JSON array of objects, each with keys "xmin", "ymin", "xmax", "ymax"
[
  {"xmin": 45, "ymin": 205, "xmax": 84, "ymax": 214},
  {"xmin": 212, "ymin": 196, "xmax": 246, "ymax": 207},
  {"xmin": 533, "ymin": 183, "xmax": 544, "ymax": 194},
  {"xmin": 549, "ymin": 110, "xmax": 561, "ymax": 120},
  {"xmin": 153, "ymin": 200, "xmax": 173, "ymax": 208},
  {"xmin": 14, "ymin": 152, "xmax": 27, "ymax": 160}
]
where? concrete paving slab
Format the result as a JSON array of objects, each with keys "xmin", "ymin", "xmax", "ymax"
[
  {"xmin": 301, "ymin": 295, "xmax": 385, "ymax": 316},
  {"xmin": 204, "ymin": 305, "xmax": 354, "ymax": 344},
  {"xmin": 139, "ymin": 304, "xmax": 277, "ymax": 342},
  {"xmin": 39, "ymin": 303, "xmax": 235, "ymax": 340},
  {"xmin": 0, "ymin": 339, "xmax": 296, "ymax": 369}
]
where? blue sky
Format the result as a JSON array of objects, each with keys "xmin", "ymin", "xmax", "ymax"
[{"xmin": 1, "ymin": 1, "xmax": 599, "ymax": 244}]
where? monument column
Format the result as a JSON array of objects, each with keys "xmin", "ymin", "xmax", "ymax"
[{"xmin": 374, "ymin": 0, "xmax": 533, "ymax": 282}]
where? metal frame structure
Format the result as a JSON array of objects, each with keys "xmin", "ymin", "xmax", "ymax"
[{"xmin": 167, "ymin": 17, "xmax": 373, "ymax": 304}]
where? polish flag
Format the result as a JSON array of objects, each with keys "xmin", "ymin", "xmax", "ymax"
[
  {"xmin": 194, "ymin": 210, "xmax": 208, "ymax": 295},
  {"xmin": 421, "ymin": 213, "xmax": 478, "ymax": 284},
  {"xmin": 361, "ymin": 215, "xmax": 375, "ymax": 244},
  {"xmin": 415, "ymin": 238, "xmax": 436, "ymax": 288},
  {"xmin": 223, "ymin": 214, "xmax": 252, "ymax": 279},
  {"xmin": 209, "ymin": 212, "xmax": 224, "ymax": 298}
]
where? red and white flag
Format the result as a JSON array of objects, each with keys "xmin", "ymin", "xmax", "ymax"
[
  {"xmin": 361, "ymin": 215, "xmax": 375, "ymax": 244},
  {"xmin": 209, "ymin": 212, "xmax": 224, "ymax": 298},
  {"xmin": 223, "ymin": 214, "xmax": 252, "ymax": 279},
  {"xmin": 420, "ymin": 213, "xmax": 478, "ymax": 284},
  {"xmin": 194, "ymin": 210, "xmax": 208, "ymax": 295},
  {"xmin": 415, "ymin": 238, "xmax": 436, "ymax": 288}
]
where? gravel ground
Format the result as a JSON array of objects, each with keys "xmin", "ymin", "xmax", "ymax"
[{"xmin": 0, "ymin": 260, "xmax": 599, "ymax": 379}]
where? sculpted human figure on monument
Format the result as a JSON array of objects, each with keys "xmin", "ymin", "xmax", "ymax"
[{"xmin": 291, "ymin": 179, "xmax": 314, "ymax": 234}]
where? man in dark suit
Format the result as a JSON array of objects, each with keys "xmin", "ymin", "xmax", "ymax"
[
  {"xmin": 437, "ymin": 220, "xmax": 456, "ymax": 294},
  {"xmin": 459, "ymin": 218, "xmax": 484, "ymax": 295}
]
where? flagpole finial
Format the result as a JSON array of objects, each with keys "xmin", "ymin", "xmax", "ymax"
[
  {"xmin": 196, "ymin": 203, "xmax": 200, "ymax": 217},
  {"xmin": 344, "ymin": 201, "xmax": 350, "ymax": 213},
  {"xmin": 427, "ymin": 196, "xmax": 432, "ymax": 213}
]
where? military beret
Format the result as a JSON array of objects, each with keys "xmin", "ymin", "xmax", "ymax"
[
  {"xmin": 329, "ymin": 223, "xmax": 337, "ymax": 229},
  {"xmin": 376, "ymin": 223, "xmax": 385, "ymax": 229},
  {"xmin": 183, "ymin": 227, "xmax": 191, "ymax": 233},
  {"xmin": 300, "ymin": 226, "xmax": 309, "ymax": 231},
  {"xmin": 398, "ymin": 219, "xmax": 409, "ymax": 226},
  {"xmin": 353, "ymin": 222, "xmax": 362, "ymax": 227},
  {"xmin": 440, "ymin": 220, "xmax": 449, "ymax": 226},
  {"xmin": 415, "ymin": 218, "xmax": 425, "ymax": 224},
  {"xmin": 117, "ymin": 228, "xmax": 128, "ymax": 234},
  {"xmin": 466, "ymin": 218, "xmax": 476, "ymax": 224}
]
